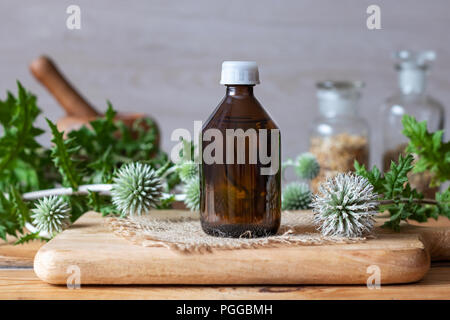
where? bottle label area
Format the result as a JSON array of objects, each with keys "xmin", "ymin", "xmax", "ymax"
[
  {"xmin": 202, "ymin": 128, "xmax": 280, "ymax": 176},
  {"xmin": 172, "ymin": 121, "xmax": 281, "ymax": 176}
]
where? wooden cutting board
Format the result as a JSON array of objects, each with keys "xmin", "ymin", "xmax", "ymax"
[{"xmin": 34, "ymin": 211, "xmax": 450, "ymax": 285}]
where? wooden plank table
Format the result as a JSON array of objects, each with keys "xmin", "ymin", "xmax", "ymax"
[{"xmin": 0, "ymin": 217, "xmax": 449, "ymax": 300}]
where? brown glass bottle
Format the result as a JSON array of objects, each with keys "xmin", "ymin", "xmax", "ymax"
[{"xmin": 200, "ymin": 63, "xmax": 281, "ymax": 238}]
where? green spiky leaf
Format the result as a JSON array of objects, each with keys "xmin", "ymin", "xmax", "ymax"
[
  {"xmin": 46, "ymin": 119, "xmax": 82, "ymax": 189},
  {"xmin": 402, "ymin": 114, "xmax": 450, "ymax": 186}
]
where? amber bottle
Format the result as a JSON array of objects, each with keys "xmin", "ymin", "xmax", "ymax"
[{"xmin": 200, "ymin": 61, "xmax": 281, "ymax": 238}]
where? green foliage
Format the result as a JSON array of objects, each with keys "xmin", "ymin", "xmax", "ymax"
[
  {"xmin": 0, "ymin": 192, "xmax": 21, "ymax": 241},
  {"xmin": 46, "ymin": 119, "xmax": 82, "ymax": 189},
  {"xmin": 156, "ymin": 194, "xmax": 176, "ymax": 210},
  {"xmin": 66, "ymin": 103, "xmax": 172, "ymax": 185},
  {"xmin": 87, "ymin": 191, "xmax": 118, "ymax": 217},
  {"xmin": 402, "ymin": 114, "xmax": 450, "ymax": 186},
  {"xmin": 355, "ymin": 154, "xmax": 449, "ymax": 231},
  {"xmin": 355, "ymin": 115, "xmax": 450, "ymax": 230},
  {"xmin": 0, "ymin": 83, "xmax": 177, "ymax": 242},
  {"xmin": 0, "ymin": 82, "xmax": 50, "ymax": 241},
  {"xmin": 0, "ymin": 82, "xmax": 52, "ymax": 193},
  {"xmin": 0, "ymin": 82, "xmax": 42, "ymax": 173},
  {"xmin": 14, "ymin": 232, "xmax": 44, "ymax": 245}
]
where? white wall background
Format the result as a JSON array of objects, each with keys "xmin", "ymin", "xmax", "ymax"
[{"xmin": 0, "ymin": 0, "xmax": 449, "ymax": 169}]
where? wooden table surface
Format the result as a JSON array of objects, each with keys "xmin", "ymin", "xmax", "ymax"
[{"xmin": 1, "ymin": 217, "xmax": 450, "ymax": 300}]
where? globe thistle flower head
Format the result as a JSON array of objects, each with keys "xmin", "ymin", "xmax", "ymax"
[
  {"xmin": 184, "ymin": 178, "xmax": 200, "ymax": 212},
  {"xmin": 294, "ymin": 153, "xmax": 320, "ymax": 180},
  {"xmin": 311, "ymin": 173, "xmax": 379, "ymax": 238},
  {"xmin": 111, "ymin": 162, "xmax": 163, "ymax": 216},
  {"xmin": 184, "ymin": 178, "xmax": 200, "ymax": 211},
  {"xmin": 282, "ymin": 182, "xmax": 312, "ymax": 210},
  {"xmin": 31, "ymin": 196, "xmax": 71, "ymax": 236},
  {"xmin": 176, "ymin": 160, "xmax": 199, "ymax": 183}
]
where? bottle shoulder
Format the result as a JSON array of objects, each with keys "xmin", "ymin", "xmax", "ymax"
[
  {"xmin": 312, "ymin": 114, "xmax": 369, "ymax": 126},
  {"xmin": 381, "ymin": 93, "xmax": 445, "ymax": 131},
  {"xmin": 310, "ymin": 115, "xmax": 369, "ymax": 137},
  {"xmin": 383, "ymin": 93, "xmax": 445, "ymax": 113},
  {"xmin": 203, "ymin": 95, "xmax": 279, "ymax": 130}
]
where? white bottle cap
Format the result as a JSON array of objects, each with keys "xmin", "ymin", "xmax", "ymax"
[{"xmin": 220, "ymin": 61, "xmax": 260, "ymax": 85}]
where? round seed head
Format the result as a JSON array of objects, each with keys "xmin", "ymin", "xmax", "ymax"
[
  {"xmin": 311, "ymin": 173, "xmax": 379, "ymax": 238},
  {"xmin": 282, "ymin": 182, "xmax": 312, "ymax": 210},
  {"xmin": 295, "ymin": 152, "xmax": 320, "ymax": 180},
  {"xmin": 184, "ymin": 178, "xmax": 200, "ymax": 212},
  {"xmin": 111, "ymin": 162, "xmax": 163, "ymax": 216},
  {"xmin": 177, "ymin": 160, "xmax": 199, "ymax": 183},
  {"xmin": 31, "ymin": 196, "xmax": 71, "ymax": 236}
]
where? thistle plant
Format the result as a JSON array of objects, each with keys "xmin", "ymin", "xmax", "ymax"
[
  {"xmin": 31, "ymin": 196, "xmax": 72, "ymax": 236},
  {"xmin": 176, "ymin": 160, "xmax": 199, "ymax": 183},
  {"xmin": 294, "ymin": 153, "xmax": 320, "ymax": 180},
  {"xmin": 355, "ymin": 152, "xmax": 449, "ymax": 230},
  {"xmin": 282, "ymin": 182, "xmax": 311, "ymax": 210},
  {"xmin": 171, "ymin": 145, "xmax": 200, "ymax": 211},
  {"xmin": 0, "ymin": 82, "xmax": 182, "ymax": 243},
  {"xmin": 280, "ymin": 152, "xmax": 318, "ymax": 211},
  {"xmin": 184, "ymin": 178, "xmax": 200, "ymax": 211},
  {"xmin": 311, "ymin": 173, "xmax": 379, "ymax": 238},
  {"xmin": 283, "ymin": 152, "xmax": 320, "ymax": 180},
  {"xmin": 111, "ymin": 162, "xmax": 163, "ymax": 216}
]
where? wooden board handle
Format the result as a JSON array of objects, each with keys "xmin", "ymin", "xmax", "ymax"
[
  {"xmin": 30, "ymin": 56, "xmax": 99, "ymax": 117},
  {"xmin": 419, "ymin": 228, "xmax": 450, "ymax": 261}
]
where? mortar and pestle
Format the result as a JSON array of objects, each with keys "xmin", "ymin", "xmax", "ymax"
[{"xmin": 29, "ymin": 56, "xmax": 159, "ymax": 146}]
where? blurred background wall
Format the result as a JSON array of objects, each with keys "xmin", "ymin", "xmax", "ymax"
[{"xmin": 0, "ymin": 0, "xmax": 448, "ymax": 169}]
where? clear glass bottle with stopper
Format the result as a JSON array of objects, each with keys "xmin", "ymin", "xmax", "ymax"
[
  {"xmin": 381, "ymin": 50, "xmax": 445, "ymax": 197},
  {"xmin": 309, "ymin": 81, "xmax": 369, "ymax": 193}
]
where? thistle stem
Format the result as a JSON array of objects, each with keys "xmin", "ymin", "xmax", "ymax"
[
  {"xmin": 21, "ymin": 184, "xmax": 185, "ymax": 202},
  {"xmin": 378, "ymin": 198, "xmax": 439, "ymax": 206},
  {"xmin": 159, "ymin": 166, "xmax": 177, "ymax": 179},
  {"xmin": 22, "ymin": 184, "xmax": 113, "ymax": 200}
]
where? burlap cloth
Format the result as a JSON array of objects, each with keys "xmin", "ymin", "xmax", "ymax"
[{"xmin": 106, "ymin": 210, "xmax": 369, "ymax": 253}]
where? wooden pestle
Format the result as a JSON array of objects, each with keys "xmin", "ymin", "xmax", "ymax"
[
  {"xmin": 29, "ymin": 56, "xmax": 159, "ymax": 147},
  {"xmin": 30, "ymin": 56, "xmax": 99, "ymax": 118}
]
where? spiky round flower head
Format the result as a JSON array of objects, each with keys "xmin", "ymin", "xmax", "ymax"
[
  {"xmin": 111, "ymin": 162, "xmax": 163, "ymax": 216},
  {"xmin": 282, "ymin": 182, "xmax": 312, "ymax": 210},
  {"xmin": 184, "ymin": 178, "xmax": 200, "ymax": 211},
  {"xmin": 176, "ymin": 160, "xmax": 199, "ymax": 183},
  {"xmin": 31, "ymin": 196, "xmax": 71, "ymax": 236},
  {"xmin": 294, "ymin": 153, "xmax": 320, "ymax": 180},
  {"xmin": 311, "ymin": 173, "xmax": 379, "ymax": 238}
]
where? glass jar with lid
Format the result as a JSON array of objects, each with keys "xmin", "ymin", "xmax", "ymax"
[
  {"xmin": 381, "ymin": 50, "xmax": 445, "ymax": 197},
  {"xmin": 309, "ymin": 81, "xmax": 369, "ymax": 193}
]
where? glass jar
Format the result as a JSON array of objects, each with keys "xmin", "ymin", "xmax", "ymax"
[
  {"xmin": 381, "ymin": 51, "xmax": 445, "ymax": 198},
  {"xmin": 309, "ymin": 81, "xmax": 369, "ymax": 193}
]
